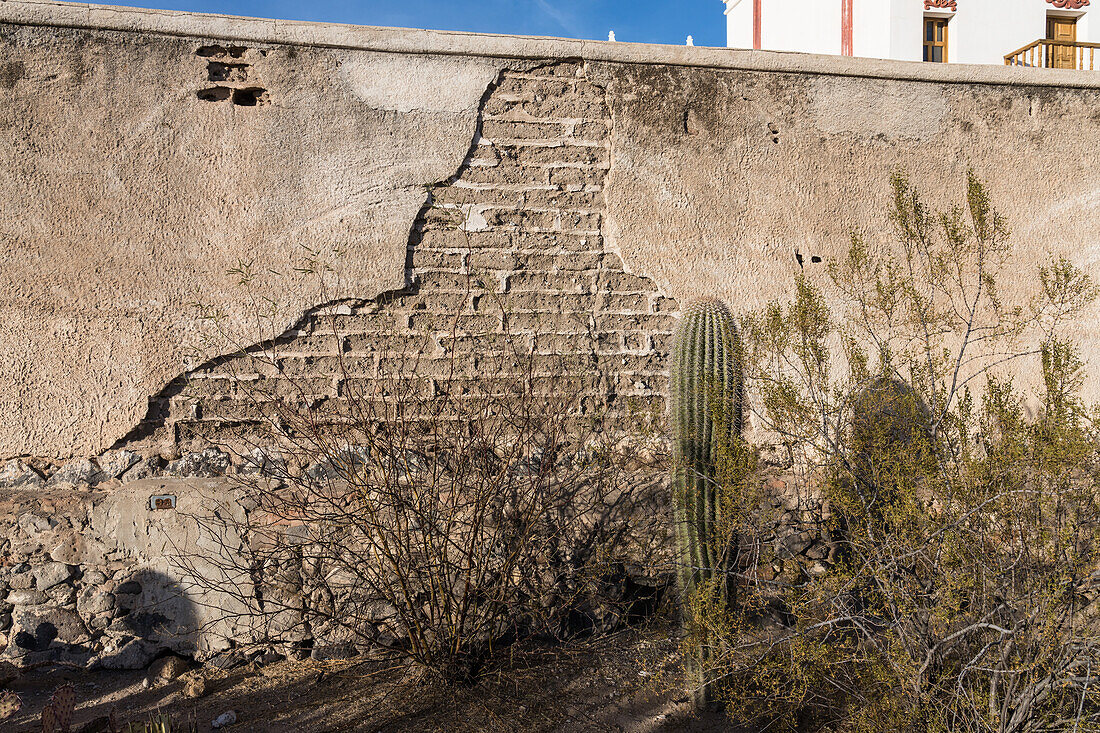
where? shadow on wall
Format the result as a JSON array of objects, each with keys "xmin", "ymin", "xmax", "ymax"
[
  {"xmin": 94, "ymin": 570, "xmax": 199, "ymax": 670},
  {"xmin": 3, "ymin": 569, "xmax": 198, "ymax": 670}
]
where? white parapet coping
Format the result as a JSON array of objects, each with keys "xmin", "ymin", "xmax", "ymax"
[{"xmin": 2, "ymin": 0, "xmax": 1100, "ymax": 88}]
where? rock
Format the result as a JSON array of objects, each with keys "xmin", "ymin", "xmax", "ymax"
[
  {"xmin": 94, "ymin": 450, "xmax": 140, "ymax": 480},
  {"xmin": 81, "ymin": 571, "xmax": 107, "ymax": 587},
  {"xmin": 114, "ymin": 580, "xmax": 142, "ymax": 595},
  {"xmin": 16, "ymin": 513, "xmax": 53, "ymax": 538},
  {"xmin": 240, "ymin": 448, "xmax": 287, "ymax": 477},
  {"xmin": 211, "ymin": 710, "xmax": 237, "ymax": 729},
  {"xmin": 182, "ymin": 673, "xmax": 208, "ymax": 698},
  {"xmin": 47, "ymin": 458, "xmax": 96, "ymax": 486},
  {"xmin": 805, "ymin": 542, "xmax": 829, "ymax": 560},
  {"xmin": 6, "ymin": 590, "xmax": 46, "ymax": 606},
  {"xmin": 0, "ymin": 461, "xmax": 44, "ymax": 489},
  {"xmin": 95, "ymin": 639, "xmax": 157, "ymax": 670},
  {"xmin": 7, "ymin": 574, "xmax": 32, "ymax": 591},
  {"xmin": 0, "ymin": 659, "xmax": 19, "ymax": 687},
  {"xmin": 7, "ymin": 605, "xmax": 88, "ymax": 653},
  {"xmin": 207, "ymin": 650, "xmax": 247, "ymax": 670},
  {"xmin": 311, "ymin": 643, "xmax": 359, "ymax": 662},
  {"xmin": 305, "ymin": 447, "xmax": 370, "ymax": 482},
  {"xmin": 121, "ymin": 457, "xmax": 160, "ymax": 482},
  {"xmin": 44, "ymin": 585, "xmax": 75, "ymax": 606},
  {"xmin": 49, "ymin": 534, "xmax": 85, "ymax": 565},
  {"xmin": 148, "ymin": 654, "xmax": 190, "ymax": 683},
  {"xmin": 76, "ymin": 588, "xmax": 114, "ymax": 618},
  {"xmin": 166, "ymin": 448, "xmax": 230, "ymax": 478},
  {"xmin": 33, "ymin": 562, "xmax": 73, "ymax": 591}
]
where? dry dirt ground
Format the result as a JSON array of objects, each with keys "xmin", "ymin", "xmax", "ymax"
[{"xmin": 4, "ymin": 620, "xmax": 738, "ymax": 732}]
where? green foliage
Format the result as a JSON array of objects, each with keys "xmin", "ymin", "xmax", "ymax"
[
  {"xmin": 669, "ymin": 298, "xmax": 748, "ymax": 707},
  {"xmin": 713, "ymin": 172, "xmax": 1100, "ymax": 731},
  {"xmin": 124, "ymin": 713, "xmax": 181, "ymax": 733},
  {"xmin": 41, "ymin": 684, "xmax": 74, "ymax": 733},
  {"xmin": 0, "ymin": 689, "xmax": 20, "ymax": 720}
]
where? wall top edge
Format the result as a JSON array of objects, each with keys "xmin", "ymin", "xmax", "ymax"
[{"xmin": 3, "ymin": 0, "xmax": 1100, "ymax": 88}]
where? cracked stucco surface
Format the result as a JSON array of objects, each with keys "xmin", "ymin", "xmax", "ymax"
[
  {"xmin": 2, "ymin": 5, "xmax": 1100, "ymax": 459},
  {"xmin": 0, "ymin": 23, "xmax": 500, "ymax": 458},
  {"xmin": 596, "ymin": 64, "xmax": 1100, "ymax": 402}
]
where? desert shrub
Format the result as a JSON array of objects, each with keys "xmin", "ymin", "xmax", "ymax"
[
  {"xmin": 703, "ymin": 172, "xmax": 1100, "ymax": 731},
  {"xmin": 175, "ymin": 208, "xmax": 665, "ymax": 684}
]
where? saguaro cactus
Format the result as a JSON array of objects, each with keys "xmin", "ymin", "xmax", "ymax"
[{"xmin": 670, "ymin": 297, "xmax": 742, "ymax": 707}]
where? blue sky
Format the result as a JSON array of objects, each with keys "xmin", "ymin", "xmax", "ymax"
[{"xmin": 115, "ymin": 0, "xmax": 727, "ymax": 47}]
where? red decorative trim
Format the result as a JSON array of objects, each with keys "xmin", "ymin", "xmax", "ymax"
[
  {"xmin": 753, "ymin": 0, "xmax": 761, "ymax": 50},
  {"xmin": 1048, "ymin": 0, "xmax": 1089, "ymax": 8},
  {"xmin": 924, "ymin": 0, "xmax": 957, "ymax": 10},
  {"xmin": 841, "ymin": 0, "xmax": 853, "ymax": 56}
]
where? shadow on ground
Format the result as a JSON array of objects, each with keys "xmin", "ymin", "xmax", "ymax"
[{"xmin": 4, "ymin": 619, "xmax": 741, "ymax": 732}]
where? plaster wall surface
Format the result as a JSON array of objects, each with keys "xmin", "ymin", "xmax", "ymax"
[{"xmin": 0, "ymin": 0, "xmax": 1098, "ymax": 464}]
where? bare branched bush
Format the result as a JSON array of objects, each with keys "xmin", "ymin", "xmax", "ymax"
[
  {"xmin": 696, "ymin": 172, "xmax": 1100, "ymax": 731},
  {"xmin": 173, "ymin": 223, "xmax": 666, "ymax": 683}
]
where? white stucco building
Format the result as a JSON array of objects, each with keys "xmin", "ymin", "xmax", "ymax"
[{"xmin": 724, "ymin": 0, "xmax": 1097, "ymax": 68}]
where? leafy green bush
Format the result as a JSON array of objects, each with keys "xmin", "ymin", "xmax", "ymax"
[{"xmin": 706, "ymin": 172, "xmax": 1100, "ymax": 732}]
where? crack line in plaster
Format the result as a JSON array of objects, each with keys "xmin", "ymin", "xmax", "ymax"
[
  {"xmin": 593, "ymin": 62, "xmax": 678, "ymax": 314},
  {"xmin": 108, "ymin": 60, "xmax": 677, "ymax": 459}
]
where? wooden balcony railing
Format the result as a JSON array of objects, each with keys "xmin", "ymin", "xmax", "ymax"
[{"xmin": 1005, "ymin": 39, "xmax": 1099, "ymax": 70}]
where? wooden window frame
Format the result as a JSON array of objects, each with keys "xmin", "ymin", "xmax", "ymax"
[{"xmin": 923, "ymin": 17, "xmax": 949, "ymax": 63}]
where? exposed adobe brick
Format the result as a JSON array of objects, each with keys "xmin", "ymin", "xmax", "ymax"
[
  {"xmin": 480, "ymin": 120, "xmax": 571, "ymax": 140},
  {"xmin": 497, "ymin": 144, "xmax": 610, "ymax": 167},
  {"xmin": 124, "ymin": 63, "xmax": 679, "ymax": 459},
  {"xmin": 461, "ymin": 164, "xmax": 549, "ymax": 186},
  {"xmin": 572, "ymin": 121, "xmax": 611, "ymax": 140}
]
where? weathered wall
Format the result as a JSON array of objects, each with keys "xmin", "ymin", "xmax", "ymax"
[
  {"xmin": 0, "ymin": 9, "xmax": 500, "ymax": 459},
  {"xmin": 2, "ymin": 1, "xmax": 1100, "ymax": 464},
  {"xmin": 1, "ymin": 0, "xmax": 1100, "ymax": 668}
]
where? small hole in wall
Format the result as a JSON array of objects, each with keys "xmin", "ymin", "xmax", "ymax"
[
  {"xmin": 196, "ymin": 45, "xmax": 247, "ymax": 58},
  {"xmin": 811, "ymin": 256, "xmax": 822, "ymax": 263},
  {"xmin": 232, "ymin": 87, "xmax": 268, "ymax": 106},
  {"xmin": 197, "ymin": 86, "xmax": 231, "ymax": 102},
  {"xmin": 683, "ymin": 108, "xmax": 700, "ymax": 135},
  {"xmin": 208, "ymin": 62, "xmax": 249, "ymax": 82}
]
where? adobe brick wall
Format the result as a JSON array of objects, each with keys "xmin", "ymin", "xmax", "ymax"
[{"xmin": 109, "ymin": 61, "xmax": 677, "ymax": 461}]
